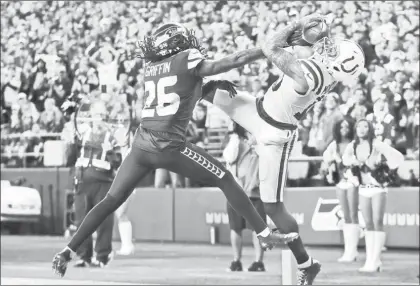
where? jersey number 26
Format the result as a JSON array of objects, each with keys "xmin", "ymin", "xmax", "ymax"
[{"xmin": 142, "ymin": 76, "xmax": 180, "ymax": 118}]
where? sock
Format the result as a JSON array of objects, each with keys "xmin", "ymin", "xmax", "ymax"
[
  {"xmin": 288, "ymin": 237, "xmax": 310, "ymax": 265},
  {"xmin": 68, "ymin": 195, "xmax": 121, "ymax": 252},
  {"xmin": 63, "ymin": 246, "xmax": 75, "ymax": 256},
  {"xmin": 218, "ymin": 174, "xmax": 267, "ymax": 233},
  {"xmin": 298, "ymin": 257, "xmax": 312, "ymax": 269}
]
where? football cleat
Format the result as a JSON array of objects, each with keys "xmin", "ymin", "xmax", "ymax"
[
  {"xmin": 52, "ymin": 249, "xmax": 72, "ymax": 278},
  {"xmin": 258, "ymin": 229, "xmax": 299, "ymax": 250},
  {"xmin": 297, "ymin": 259, "xmax": 321, "ymax": 285}
]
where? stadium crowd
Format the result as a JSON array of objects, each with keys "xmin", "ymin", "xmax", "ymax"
[{"xmin": 1, "ymin": 1, "xmax": 419, "ymax": 183}]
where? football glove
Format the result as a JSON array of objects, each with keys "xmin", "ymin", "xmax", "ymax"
[{"xmin": 201, "ymin": 80, "xmax": 238, "ymax": 102}]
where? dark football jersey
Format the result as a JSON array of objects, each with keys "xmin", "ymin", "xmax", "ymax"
[{"xmin": 140, "ymin": 49, "xmax": 205, "ymax": 137}]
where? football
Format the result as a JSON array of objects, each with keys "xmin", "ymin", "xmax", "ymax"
[
  {"xmin": 303, "ymin": 20, "xmax": 327, "ymax": 44},
  {"xmin": 288, "ymin": 20, "xmax": 328, "ymax": 46}
]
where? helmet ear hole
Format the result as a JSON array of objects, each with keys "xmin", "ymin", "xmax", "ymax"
[{"xmin": 333, "ymin": 66, "xmax": 340, "ymax": 72}]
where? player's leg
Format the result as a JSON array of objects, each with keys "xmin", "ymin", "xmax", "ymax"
[
  {"xmin": 66, "ymin": 147, "xmax": 152, "ymax": 252},
  {"xmin": 259, "ymin": 133, "xmax": 321, "ymax": 285},
  {"xmin": 92, "ymin": 181, "xmax": 114, "ymax": 266},
  {"xmin": 53, "ymin": 147, "xmax": 153, "ymax": 277},
  {"xmin": 160, "ymin": 143, "xmax": 266, "ymax": 234},
  {"xmin": 159, "ymin": 142, "xmax": 298, "ymax": 248},
  {"xmin": 207, "ymin": 90, "xmax": 261, "ymax": 135}
]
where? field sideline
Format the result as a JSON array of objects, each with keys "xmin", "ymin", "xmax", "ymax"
[{"xmin": 1, "ymin": 236, "xmax": 418, "ymax": 285}]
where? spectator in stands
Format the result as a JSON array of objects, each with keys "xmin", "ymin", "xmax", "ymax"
[
  {"xmin": 346, "ymin": 89, "xmax": 372, "ymax": 121},
  {"xmin": 28, "ymin": 59, "xmax": 50, "ymax": 111},
  {"xmin": 223, "ymin": 122, "xmax": 266, "ymax": 272},
  {"xmin": 90, "ymin": 42, "xmax": 120, "ymax": 93},
  {"xmin": 297, "ymin": 127, "xmax": 320, "ymax": 183},
  {"xmin": 39, "ymin": 98, "xmax": 64, "ymax": 132},
  {"xmin": 316, "ymin": 93, "xmax": 345, "ymax": 153},
  {"xmin": 343, "ymin": 119, "xmax": 404, "ymax": 273},
  {"xmin": 49, "ymin": 67, "xmax": 72, "ymax": 108},
  {"xmin": 17, "ymin": 92, "xmax": 39, "ymax": 128},
  {"xmin": 322, "ymin": 118, "xmax": 359, "ymax": 263},
  {"xmin": 366, "ymin": 95, "xmax": 396, "ymax": 146},
  {"xmin": 116, "ymin": 73, "xmax": 135, "ymax": 106},
  {"xmin": 308, "ymin": 101, "xmax": 324, "ymax": 151}
]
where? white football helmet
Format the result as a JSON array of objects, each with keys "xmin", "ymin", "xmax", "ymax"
[{"xmin": 312, "ymin": 38, "xmax": 365, "ymax": 83}]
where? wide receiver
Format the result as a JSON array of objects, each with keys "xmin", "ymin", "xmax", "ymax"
[
  {"xmin": 203, "ymin": 20, "xmax": 366, "ymax": 285},
  {"xmin": 51, "ymin": 21, "xmax": 313, "ymax": 277}
]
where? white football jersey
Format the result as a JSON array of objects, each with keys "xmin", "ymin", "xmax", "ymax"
[{"xmin": 262, "ymin": 58, "xmax": 337, "ymax": 126}]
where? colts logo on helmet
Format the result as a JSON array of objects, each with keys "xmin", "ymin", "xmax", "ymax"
[{"xmin": 341, "ymin": 56, "xmax": 359, "ymax": 75}]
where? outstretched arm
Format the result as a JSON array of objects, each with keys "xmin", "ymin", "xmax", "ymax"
[
  {"xmin": 196, "ymin": 48, "xmax": 265, "ymax": 77},
  {"xmin": 261, "ymin": 22, "xmax": 309, "ymax": 94}
]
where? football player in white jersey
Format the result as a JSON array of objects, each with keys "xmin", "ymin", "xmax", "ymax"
[{"xmin": 203, "ymin": 19, "xmax": 365, "ymax": 285}]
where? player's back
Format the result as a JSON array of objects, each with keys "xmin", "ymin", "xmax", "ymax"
[
  {"xmin": 262, "ymin": 58, "xmax": 336, "ymax": 127},
  {"xmin": 140, "ymin": 49, "xmax": 205, "ymax": 137}
]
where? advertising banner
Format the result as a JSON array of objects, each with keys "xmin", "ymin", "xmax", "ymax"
[{"xmin": 175, "ymin": 187, "xmax": 419, "ymax": 249}]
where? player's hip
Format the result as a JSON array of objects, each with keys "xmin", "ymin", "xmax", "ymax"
[
  {"xmin": 254, "ymin": 96, "xmax": 298, "ymax": 145},
  {"xmin": 132, "ymin": 127, "xmax": 186, "ymax": 153}
]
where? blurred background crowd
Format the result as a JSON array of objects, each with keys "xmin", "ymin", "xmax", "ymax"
[{"xmin": 1, "ymin": 1, "xmax": 419, "ymax": 185}]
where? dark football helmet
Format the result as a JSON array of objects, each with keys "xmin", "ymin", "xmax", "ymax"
[
  {"xmin": 153, "ymin": 23, "xmax": 190, "ymax": 57},
  {"xmin": 137, "ymin": 22, "xmax": 204, "ymax": 62}
]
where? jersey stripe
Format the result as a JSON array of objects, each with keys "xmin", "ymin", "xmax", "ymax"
[
  {"xmin": 309, "ymin": 59, "xmax": 324, "ymax": 95},
  {"xmin": 300, "ymin": 60, "xmax": 319, "ymax": 93}
]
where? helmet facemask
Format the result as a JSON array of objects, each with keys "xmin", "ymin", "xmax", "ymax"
[{"xmin": 312, "ymin": 37, "xmax": 339, "ymax": 66}]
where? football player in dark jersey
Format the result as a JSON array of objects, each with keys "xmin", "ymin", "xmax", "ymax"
[{"xmin": 52, "ymin": 23, "xmax": 301, "ymax": 278}]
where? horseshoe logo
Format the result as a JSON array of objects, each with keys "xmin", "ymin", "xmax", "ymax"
[{"xmin": 341, "ymin": 56, "xmax": 359, "ymax": 73}]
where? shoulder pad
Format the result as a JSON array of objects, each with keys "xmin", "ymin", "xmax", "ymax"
[{"xmin": 186, "ymin": 49, "xmax": 205, "ymax": 70}]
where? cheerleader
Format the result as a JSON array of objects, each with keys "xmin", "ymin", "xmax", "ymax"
[
  {"xmin": 322, "ymin": 118, "xmax": 359, "ymax": 263},
  {"xmin": 343, "ymin": 119, "xmax": 404, "ymax": 272}
]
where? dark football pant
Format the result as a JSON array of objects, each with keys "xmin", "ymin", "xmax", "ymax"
[
  {"xmin": 73, "ymin": 178, "xmax": 114, "ymax": 263},
  {"xmin": 67, "ymin": 142, "xmax": 267, "ymax": 252}
]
